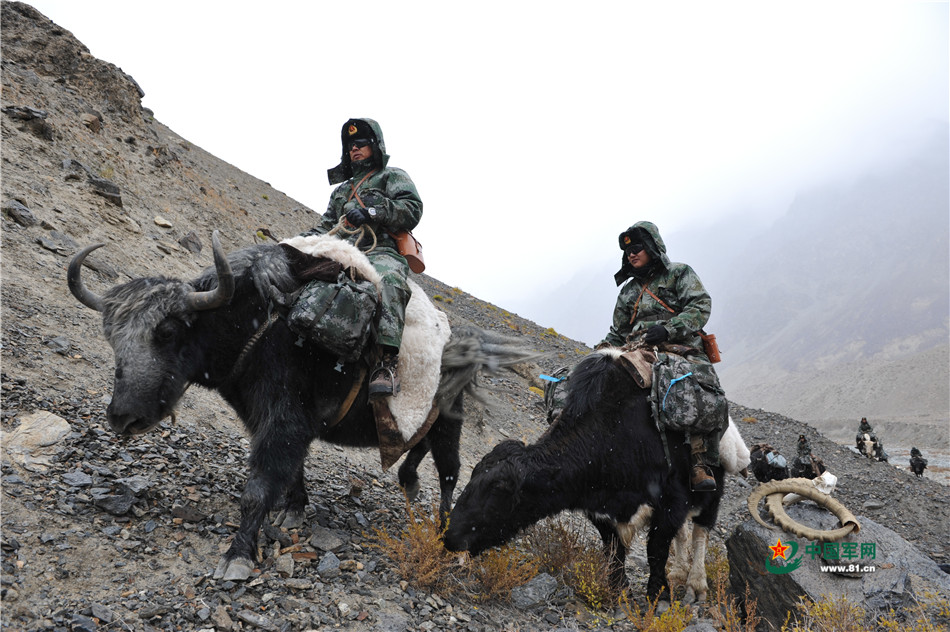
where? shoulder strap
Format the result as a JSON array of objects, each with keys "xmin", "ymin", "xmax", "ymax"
[
  {"xmin": 628, "ymin": 278, "xmax": 675, "ymax": 324},
  {"xmin": 347, "ymin": 170, "xmax": 378, "ymax": 206},
  {"xmin": 643, "ymin": 286, "xmax": 675, "ymax": 314}
]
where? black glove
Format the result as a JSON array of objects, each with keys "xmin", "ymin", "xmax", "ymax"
[
  {"xmin": 345, "ymin": 206, "xmax": 371, "ymax": 227},
  {"xmin": 360, "ymin": 190, "xmax": 388, "ymax": 210},
  {"xmin": 643, "ymin": 324, "xmax": 669, "ymax": 345}
]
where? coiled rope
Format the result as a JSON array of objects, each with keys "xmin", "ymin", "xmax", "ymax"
[{"xmin": 327, "ymin": 218, "xmax": 378, "ymax": 254}]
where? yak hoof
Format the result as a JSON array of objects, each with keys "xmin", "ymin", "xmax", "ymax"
[
  {"xmin": 683, "ymin": 587, "xmax": 707, "ymax": 605},
  {"xmin": 656, "ymin": 599, "xmax": 672, "ymax": 614},
  {"xmin": 403, "ymin": 480, "xmax": 421, "ymax": 502},
  {"xmin": 682, "ymin": 587, "xmax": 696, "ymax": 605},
  {"xmin": 214, "ymin": 557, "xmax": 255, "ymax": 582},
  {"xmin": 273, "ymin": 508, "xmax": 305, "ymax": 529}
]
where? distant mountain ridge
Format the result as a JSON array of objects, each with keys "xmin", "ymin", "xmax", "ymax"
[
  {"xmin": 717, "ymin": 130, "xmax": 949, "ymax": 367},
  {"xmin": 713, "ymin": 129, "xmax": 949, "ymax": 427}
]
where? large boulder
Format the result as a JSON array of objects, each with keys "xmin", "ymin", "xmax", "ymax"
[{"xmin": 727, "ymin": 502, "xmax": 950, "ymax": 628}]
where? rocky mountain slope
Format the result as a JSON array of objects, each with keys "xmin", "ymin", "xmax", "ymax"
[{"xmin": 2, "ymin": 3, "xmax": 948, "ymax": 631}]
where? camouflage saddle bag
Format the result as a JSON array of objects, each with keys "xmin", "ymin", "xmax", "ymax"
[
  {"xmin": 286, "ymin": 272, "xmax": 380, "ymax": 362},
  {"xmin": 649, "ymin": 351, "xmax": 728, "ymax": 436},
  {"xmin": 541, "ymin": 365, "xmax": 572, "ymax": 424}
]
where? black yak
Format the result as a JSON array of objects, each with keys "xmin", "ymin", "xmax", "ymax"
[
  {"xmin": 910, "ymin": 447, "xmax": 928, "ymax": 478},
  {"xmin": 443, "ymin": 350, "xmax": 749, "ymax": 606},
  {"xmin": 68, "ymin": 232, "xmax": 534, "ymax": 581}
]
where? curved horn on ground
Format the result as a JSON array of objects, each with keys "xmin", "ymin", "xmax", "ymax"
[
  {"xmin": 747, "ymin": 478, "xmax": 860, "ymax": 542},
  {"xmin": 68, "ymin": 243, "xmax": 106, "ymax": 312},
  {"xmin": 186, "ymin": 231, "xmax": 234, "ymax": 311}
]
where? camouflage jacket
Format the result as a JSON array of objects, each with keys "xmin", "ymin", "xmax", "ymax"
[
  {"xmin": 602, "ymin": 221, "xmax": 712, "ymax": 353},
  {"xmin": 315, "ymin": 118, "xmax": 422, "ymax": 253}
]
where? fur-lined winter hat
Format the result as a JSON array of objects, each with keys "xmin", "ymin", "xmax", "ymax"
[{"xmin": 327, "ymin": 117, "xmax": 389, "ymax": 185}]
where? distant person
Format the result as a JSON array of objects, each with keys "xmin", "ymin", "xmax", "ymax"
[
  {"xmin": 597, "ymin": 221, "xmax": 725, "ymax": 491},
  {"xmin": 855, "ymin": 417, "xmax": 888, "ymax": 462},
  {"xmin": 792, "ymin": 433, "xmax": 825, "ymax": 478},
  {"xmin": 796, "ymin": 434, "xmax": 813, "ymax": 458},
  {"xmin": 909, "ymin": 447, "xmax": 928, "ymax": 478},
  {"xmin": 856, "ymin": 417, "xmax": 877, "ymax": 450},
  {"xmin": 305, "ymin": 117, "xmax": 422, "ymax": 398}
]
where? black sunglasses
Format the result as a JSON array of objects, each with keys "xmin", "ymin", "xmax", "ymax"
[
  {"xmin": 348, "ymin": 138, "xmax": 372, "ymax": 149},
  {"xmin": 625, "ymin": 242, "xmax": 646, "ymax": 254}
]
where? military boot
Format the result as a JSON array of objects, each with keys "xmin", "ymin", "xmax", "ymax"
[
  {"xmin": 689, "ymin": 435, "xmax": 717, "ymax": 492},
  {"xmin": 369, "ymin": 352, "xmax": 400, "ymax": 399}
]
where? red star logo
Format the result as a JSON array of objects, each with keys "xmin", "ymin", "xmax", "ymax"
[{"xmin": 769, "ymin": 539, "xmax": 790, "ymax": 560}]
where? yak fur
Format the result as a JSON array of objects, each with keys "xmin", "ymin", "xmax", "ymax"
[{"xmin": 443, "ymin": 350, "xmax": 749, "ymax": 605}]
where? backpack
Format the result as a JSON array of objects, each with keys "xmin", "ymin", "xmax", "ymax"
[{"xmin": 286, "ymin": 273, "xmax": 379, "ymax": 362}]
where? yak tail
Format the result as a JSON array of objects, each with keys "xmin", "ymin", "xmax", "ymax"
[{"xmin": 436, "ymin": 326, "xmax": 540, "ymax": 416}]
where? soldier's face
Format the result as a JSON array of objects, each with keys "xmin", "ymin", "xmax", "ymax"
[
  {"xmin": 348, "ymin": 140, "xmax": 373, "ymax": 162},
  {"xmin": 627, "ymin": 246, "xmax": 651, "ymax": 269}
]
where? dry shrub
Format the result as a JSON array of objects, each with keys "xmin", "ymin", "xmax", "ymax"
[
  {"xmin": 525, "ymin": 517, "xmax": 615, "ymax": 609},
  {"xmin": 367, "ymin": 498, "xmax": 458, "ymax": 594},
  {"xmin": 620, "ymin": 593, "xmax": 693, "ymax": 632},
  {"xmin": 780, "ymin": 592, "xmax": 950, "ymax": 632},
  {"xmin": 704, "ymin": 543, "xmax": 730, "ymax": 604},
  {"xmin": 706, "ymin": 560, "xmax": 760, "ymax": 632},
  {"xmin": 873, "ymin": 589, "xmax": 948, "ymax": 632},
  {"xmin": 468, "ymin": 545, "xmax": 539, "ymax": 601},
  {"xmin": 525, "ymin": 517, "xmax": 587, "ymax": 576},
  {"xmin": 565, "ymin": 552, "xmax": 616, "ymax": 610},
  {"xmin": 781, "ymin": 595, "xmax": 865, "ymax": 632}
]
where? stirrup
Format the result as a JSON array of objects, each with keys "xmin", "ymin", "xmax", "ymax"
[{"xmin": 369, "ymin": 355, "xmax": 400, "ymax": 399}]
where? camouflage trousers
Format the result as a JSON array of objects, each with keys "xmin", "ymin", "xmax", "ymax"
[{"xmin": 366, "ymin": 248, "xmax": 410, "ymax": 350}]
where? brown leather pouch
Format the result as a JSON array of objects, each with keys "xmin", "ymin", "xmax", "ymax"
[
  {"xmin": 389, "ymin": 230, "xmax": 425, "ymax": 274},
  {"xmin": 699, "ymin": 330, "xmax": 721, "ymax": 363}
]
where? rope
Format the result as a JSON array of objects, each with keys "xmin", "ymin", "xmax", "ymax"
[
  {"xmin": 327, "ymin": 218, "xmax": 378, "ymax": 254},
  {"xmin": 662, "ymin": 371, "xmax": 693, "ymax": 411}
]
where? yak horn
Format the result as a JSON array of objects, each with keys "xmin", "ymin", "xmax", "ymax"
[
  {"xmin": 68, "ymin": 243, "xmax": 106, "ymax": 312},
  {"xmin": 747, "ymin": 478, "xmax": 860, "ymax": 542},
  {"xmin": 186, "ymin": 231, "xmax": 234, "ymax": 311}
]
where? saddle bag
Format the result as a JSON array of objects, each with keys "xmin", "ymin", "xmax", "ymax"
[
  {"xmin": 541, "ymin": 365, "xmax": 572, "ymax": 424},
  {"xmin": 286, "ymin": 272, "xmax": 380, "ymax": 362},
  {"xmin": 649, "ymin": 351, "xmax": 728, "ymax": 436}
]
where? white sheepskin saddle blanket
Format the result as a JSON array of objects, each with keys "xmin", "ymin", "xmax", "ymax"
[{"xmin": 280, "ymin": 234, "xmax": 452, "ymax": 442}]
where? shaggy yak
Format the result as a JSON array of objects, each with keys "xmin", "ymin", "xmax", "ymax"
[
  {"xmin": 68, "ymin": 232, "xmax": 533, "ymax": 581},
  {"xmin": 443, "ymin": 349, "xmax": 750, "ymax": 606},
  {"xmin": 909, "ymin": 448, "xmax": 928, "ymax": 478}
]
